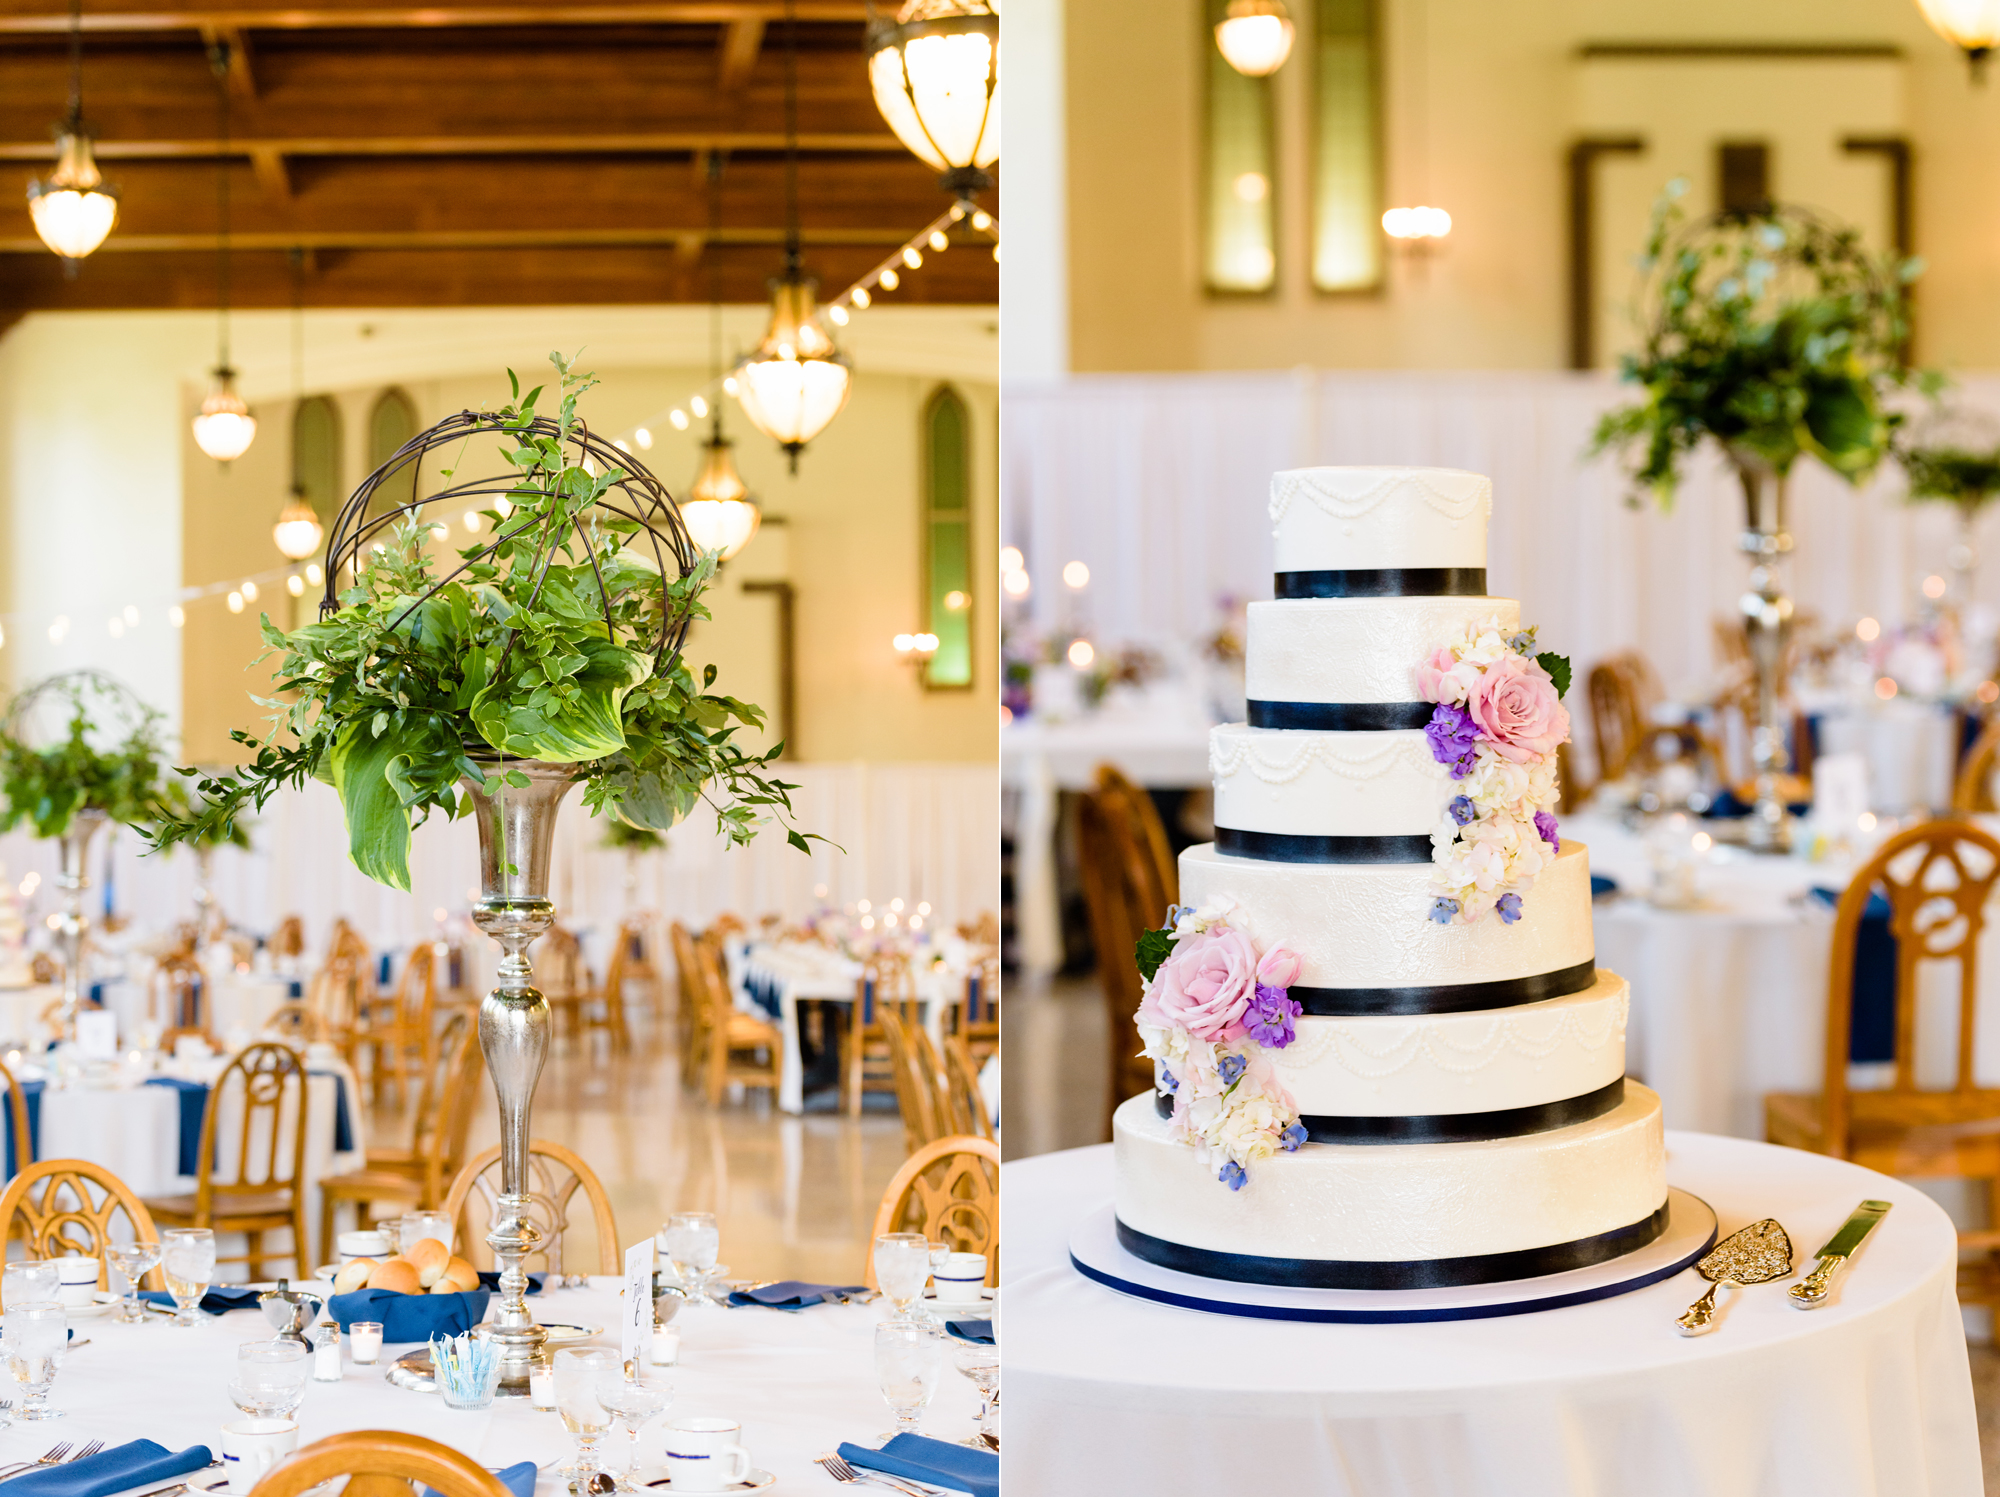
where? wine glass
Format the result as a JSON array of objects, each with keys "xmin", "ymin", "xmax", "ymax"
[
  {"xmin": 593, "ymin": 1367, "xmax": 672, "ymax": 1490},
  {"xmin": 873, "ymin": 1233, "xmax": 930, "ymax": 1322},
  {"xmin": 105, "ymin": 1240, "xmax": 163, "ymax": 1324},
  {"xmin": 874, "ymin": 1321, "xmax": 941, "ymax": 1441},
  {"xmin": 553, "ymin": 1348, "xmax": 621, "ymax": 1485},
  {"xmin": 161, "ymin": 1228, "xmax": 215, "ymax": 1326},
  {"xmin": 4, "ymin": 1302, "xmax": 66, "ymax": 1420},
  {"xmin": 662, "ymin": 1214, "xmax": 719, "ymax": 1306},
  {"xmin": 952, "ymin": 1341, "xmax": 999, "ymax": 1447},
  {"xmin": 228, "ymin": 1339, "xmax": 309, "ymax": 1419}
]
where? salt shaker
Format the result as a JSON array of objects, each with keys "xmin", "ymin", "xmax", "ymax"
[{"xmin": 311, "ymin": 1318, "xmax": 342, "ymax": 1381}]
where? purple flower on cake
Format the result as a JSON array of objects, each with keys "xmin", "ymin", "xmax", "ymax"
[
  {"xmin": 1449, "ymin": 795, "xmax": 1476, "ymax": 826},
  {"xmin": 1218, "ymin": 1160, "xmax": 1248, "ymax": 1191},
  {"xmin": 1159, "ymin": 1066, "xmax": 1178, "ymax": 1093},
  {"xmin": 1243, "ymin": 983, "xmax": 1301, "ymax": 1049},
  {"xmin": 1466, "ymin": 655, "xmax": 1570, "ymax": 764},
  {"xmin": 1279, "ymin": 1120, "xmax": 1307, "ymax": 1152},
  {"xmin": 1425, "ymin": 703, "xmax": 1482, "ymax": 779},
  {"xmin": 1428, "ymin": 896, "xmax": 1460, "ymax": 924},
  {"xmin": 1534, "ymin": 810, "xmax": 1559, "ymax": 849},
  {"xmin": 1217, "ymin": 1052, "xmax": 1248, "ymax": 1086},
  {"xmin": 1496, "ymin": 892, "xmax": 1523, "ymax": 924}
]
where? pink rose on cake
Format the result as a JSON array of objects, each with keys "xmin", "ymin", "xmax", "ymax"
[
  {"xmin": 1465, "ymin": 654, "xmax": 1570, "ymax": 763},
  {"xmin": 1139, "ymin": 924, "xmax": 1261, "ymax": 1042},
  {"xmin": 1416, "ymin": 645, "xmax": 1481, "ymax": 707}
]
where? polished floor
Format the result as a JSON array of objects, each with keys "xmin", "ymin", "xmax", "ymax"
[{"xmin": 370, "ymin": 1002, "xmax": 910, "ymax": 1287}]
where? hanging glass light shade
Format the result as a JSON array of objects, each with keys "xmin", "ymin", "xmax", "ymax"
[
  {"xmin": 28, "ymin": 130, "xmax": 118, "ymax": 262},
  {"xmin": 271, "ymin": 485, "xmax": 324, "ymax": 559},
  {"xmin": 193, "ymin": 368, "xmax": 257, "ymax": 463},
  {"xmin": 1215, "ymin": 0, "xmax": 1295, "ymax": 76},
  {"xmin": 680, "ymin": 434, "xmax": 762, "ymax": 562},
  {"xmin": 868, "ymin": 0, "xmax": 999, "ymax": 196},
  {"xmin": 735, "ymin": 273, "xmax": 852, "ymax": 471},
  {"xmin": 1915, "ymin": 0, "xmax": 2000, "ymax": 76}
]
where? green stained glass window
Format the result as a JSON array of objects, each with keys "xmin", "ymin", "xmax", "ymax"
[
  {"xmin": 1204, "ymin": 0, "xmax": 1278, "ymax": 294},
  {"xmin": 291, "ymin": 395, "xmax": 341, "ymax": 526},
  {"xmin": 923, "ymin": 386, "xmax": 973, "ymax": 691},
  {"xmin": 1312, "ymin": 0, "xmax": 1382, "ymax": 292}
]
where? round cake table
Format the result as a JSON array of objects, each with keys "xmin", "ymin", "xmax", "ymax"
[{"xmin": 1002, "ymin": 1131, "xmax": 1981, "ymax": 1497}]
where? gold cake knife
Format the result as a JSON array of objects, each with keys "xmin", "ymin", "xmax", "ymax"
[{"xmin": 1787, "ymin": 1199, "xmax": 1891, "ymax": 1309}]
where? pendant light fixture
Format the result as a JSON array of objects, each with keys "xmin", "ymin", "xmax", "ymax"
[
  {"xmin": 868, "ymin": 0, "xmax": 999, "ymax": 198},
  {"xmin": 1214, "ymin": 0, "xmax": 1295, "ymax": 77},
  {"xmin": 271, "ymin": 250, "xmax": 325, "ymax": 561},
  {"xmin": 1914, "ymin": 0, "xmax": 2000, "ymax": 78},
  {"xmin": 27, "ymin": 0, "xmax": 120, "ymax": 267},
  {"xmin": 736, "ymin": 1, "xmax": 852, "ymax": 471},
  {"xmin": 191, "ymin": 40, "xmax": 256, "ymax": 465},
  {"xmin": 683, "ymin": 156, "xmax": 761, "ymax": 562}
]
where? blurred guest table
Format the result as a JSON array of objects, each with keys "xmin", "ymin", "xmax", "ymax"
[
  {"xmin": 4, "ymin": 1278, "xmax": 985, "ymax": 1495},
  {"xmin": 1002, "ymin": 1132, "xmax": 1978, "ymax": 1497}
]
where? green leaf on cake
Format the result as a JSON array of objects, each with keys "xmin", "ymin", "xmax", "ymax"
[
  {"xmin": 1537, "ymin": 652, "xmax": 1573, "ymax": 700},
  {"xmin": 1135, "ymin": 926, "xmax": 1176, "ymax": 983}
]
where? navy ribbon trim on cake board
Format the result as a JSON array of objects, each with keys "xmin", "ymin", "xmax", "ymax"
[
  {"xmin": 1152, "ymin": 1076, "xmax": 1624, "ymax": 1144},
  {"xmin": 1214, "ymin": 826, "xmax": 1433, "ymax": 864},
  {"xmin": 1289, "ymin": 958, "xmax": 1598, "ymax": 1017},
  {"xmin": 1114, "ymin": 1199, "xmax": 1671, "ymax": 1291},
  {"xmin": 1275, "ymin": 567, "xmax": 1488, "ymax": 599},
  {"xmin": 1246, "ymin": 700, "xmax": 1436, "ymax": 731}
]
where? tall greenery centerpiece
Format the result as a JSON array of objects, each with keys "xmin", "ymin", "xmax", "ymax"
[
  {"xmin": 0, "ymin": 671, "xmax": 182, "ymax": 1035},
  {"xmin": 1895, "ymin": 410, "xmax": 2000, "ymax": 602},
  {"xmin": 1590, "ymin": 186, "xmax": 1922, "ymax": 849},
  {"xmin": 150, "ymin": 353, "xmax": 819, "ymax": 1391}
]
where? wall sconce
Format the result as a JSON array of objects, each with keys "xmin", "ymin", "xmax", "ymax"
[{"xmin": 894, "ymin": 632, "xmax": 940, "ymax": 668}]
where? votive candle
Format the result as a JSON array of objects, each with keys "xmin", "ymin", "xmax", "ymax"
[
  {"xmin": 349, "ymin": 1321, "xmax": 383, "ymax": 1364},
  {"xmin": 529, "ymin": 1359, "xmax": 557, "ymax": 1410},
  {"xmin": 650, "ymin": 1326, "xmax": 680, "ymax": 1366}
]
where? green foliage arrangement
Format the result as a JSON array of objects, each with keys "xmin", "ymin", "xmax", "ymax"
[
  {"xmin": 147, "ymin": 354, "xmax": 819, "ymax": 891},
  {"xmin": 600, "ymin": 816, "xmax": 666, "ymax": 853},
  {"xmin": 0, "ymin": 673, "xmax": 181, "ymax": 839},
  {"xmin": 1591, "ymin": 184, "xmax": 1924, "ymax": 505},
  {"xmin": 1897, "ymin": 440, "xmax": 2000, "ymax": 518}
]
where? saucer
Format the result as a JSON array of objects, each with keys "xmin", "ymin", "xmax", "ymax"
[
  {"xmin": 181, "ymin": 1470, "xmax": 231, "ymax": 1494},
  {"xmin": 640, "ymin": 1468, "xmax": 775, "ymax": 1491},
  {"xmin": 61, "ymin": 1292, "xmax": 124, "ymax": 1319}
]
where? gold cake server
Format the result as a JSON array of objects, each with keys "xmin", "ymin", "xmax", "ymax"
[
  {"xmin": 1788, "ymin": 1199, "xmax": 1891, "ymax": 1309},
  {"xmin": 1675, "ymin": 1218, "xmax": 1793, "ymax": 1336}
]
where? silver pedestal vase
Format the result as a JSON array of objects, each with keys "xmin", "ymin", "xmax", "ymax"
[
  {"xmin": 1732, "ymin": 456, "xmax": 1796, "ymax": 852},
  {"xmin": 52, "ymin": 808, "xmax": 110, "ymax": 1041},
  {"xmin": 462, "ymin": 755, "xmax": 580, "ymax": 1396}
]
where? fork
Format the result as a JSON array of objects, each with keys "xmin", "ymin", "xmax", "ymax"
[
  {"xmin": 813, "ymin": 1453, "xmax": 940, "ymax": 1497},
  {"xmin": 70, "ymin": 1442, "xmax": 105, "ymax": 1463},
  {"xmin": 0, "ymin": 1443, "xmax": 76, "ymax": 1482}
]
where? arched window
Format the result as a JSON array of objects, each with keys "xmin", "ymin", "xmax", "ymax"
[
  {"xmin": 290, "ymin": 395, "xmax": 341, "ymax": 528},
  {"xmin": 921, "ymin": 385, "xmax": 973, "ymax": 690},
  {"xmin": 366, "ymin": 387, "xmax": 420, "ymax": 519}
]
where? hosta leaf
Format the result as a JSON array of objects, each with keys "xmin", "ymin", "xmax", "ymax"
[{"xmin": 328, "ymin": 719, "xmax": 414, "ymax": 892}]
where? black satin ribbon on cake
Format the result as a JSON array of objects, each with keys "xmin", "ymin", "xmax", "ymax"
[
  {"xmin": 1290, "ymin": 958, "xmax": 1597, "ymax": 1016},
  {"xmin": 1246, "ymin": 700, "xmax": 1436, "ymax": 731},
  {"xmin": 1115, "ymin": 1198, "xmax": 1670, "ymax": 1291},
  {"xmin": 1151, "ymin": 1076, "xmax": 1623, "ymax": 1144},
  {"xmin": 1274, "ymin": 567, "xmax": 1488, "ymax": 600},
  {"xmin": 1214, "ymin": 826, "xmax": 1433, "ymax": 864}
]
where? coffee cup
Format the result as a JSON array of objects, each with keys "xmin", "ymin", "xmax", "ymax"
[
  {"xmin": 54, "ymin": 1257, "xmax": 99, "ymax": 1309},
  {"xmin": 930, "ymin": 1252, "xmax": 987, "ymax": 1302},
  {"xmin": 219, "ymin": 1418, "xmax": 298, "ymax": 1495},
  {"xmin": 661, "ymin": 1417, "xmax": 753, "ymax": 1492},
  {"xmin": 335, "ymin": 1230, "xmax": 390, "ymax": 1265}
]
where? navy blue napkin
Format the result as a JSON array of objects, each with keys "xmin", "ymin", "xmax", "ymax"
[
  {"xmin": 427, "ymin": 1464, "xmax": 534, "ymax": 1497},
  {"xmin": 4, "ymin": 1077, "xmax": 44, "ymax": 1176},
  {"xmin": 838, "ymin": 1435, "xmax": 997, "ymax": 1497},
  {"xmin": 1809, "ymin": 886, "xmax": 1897, "ymax": 1062},
  {"xmin": 1589, "ymin": 874, "xmax": 1619, "ymax": 901},
  {"xmin": 328, "ymin": 1286, "xmax": 491, "ymax": 1340},
  {"xmin": 308, "ymin": 1070, "xmax": 354, "ymax": 1153},
  {"xmin": 945, "ymin": 1318, "xmax": 993, "ymax": 1344},
  {"xmin": 3, "ymin": 1440, "xmax": 212, "ymax": 1497},
  {"xmin": 138, "ymin": 1287, "xmax": 261, "ymax": 1315},
  {"xmin": 143, "ymin": 1076, "xmax": 210, "ymax": 1176},
  {"xmin": 476, "ymin": 1271, "xmax": 543, "ymax": 1295},
  {"xmin": 724, "ymin": 1280, "xmax": 866, "ymax": 1309}
]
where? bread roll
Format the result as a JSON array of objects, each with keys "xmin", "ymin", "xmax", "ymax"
[
  {"xmin": 407, "ymin": 1237, "xmax": 450, "ymax": 1288},
  {"xmin": 367, "ymin": 1257, "xmax": 421, "ymax": 1295},
  {"xmin": 333, "ymin": 1258, "xmax": 376, "ymax": 1295},
  {"xmin": 433, "ymin": 1256, "xmax": 479, "ymax": 1294}
]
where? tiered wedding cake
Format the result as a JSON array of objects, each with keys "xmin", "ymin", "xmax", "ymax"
[{"xmin": 1112, "ymin": 466, "xmax": 1668, "ymax": 1289}]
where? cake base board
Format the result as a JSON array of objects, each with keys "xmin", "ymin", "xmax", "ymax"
[{"xmin": 1067, "ymin": 1188, "xmax": 1716, "ymax": 1324}]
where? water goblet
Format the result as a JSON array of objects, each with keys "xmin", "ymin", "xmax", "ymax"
[
  {"xmin": 951, "ymin": 1341, "xmax": 999, "ymax": 1447},
  {"xmin": 161, "ymin": 1228, "xmax": 215, "ymax": 1327},
  {"xmin": 593, "ymin": 1368, "xmax": 671, "ymax": 1490},
  {"xmin": 4, "ymin": 1302, "xmax": 66, "ymax": 1420},
  {"xmin": 874, "ymin": 1320, "xmax": 941, "ymax": 1441},
  {"xmin": 1, "ymin": 1262, "xmax": 59, "ymax": 1313},
  {"xmin": 872, "ymin": 1233, "xmax": 930, "ymax": 1322},
  {"xmin": 662, "ymin": 1214, "xmax": 719, "ymax": 1307},
  {"xmin": 553, "ymin": 1348, "xmax": 621, "ymax": 1486},
  {"xmin": 228, "ymin": 1339, "xmax": 309, "ymax": 1419},
  {"xmin": 105, "ymin": 1240, "xmax": 163, "ymax": 1324}
]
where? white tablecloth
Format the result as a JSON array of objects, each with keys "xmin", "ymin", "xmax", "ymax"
[
  {"xmin": 8, "ymin": 1279, "xmax": 984, "ymax": 1497},
  {"xmin": 1003, "ymin": 1132, "xmax": 1979, "ymax": 1497}
]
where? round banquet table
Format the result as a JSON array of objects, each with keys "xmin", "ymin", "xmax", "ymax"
[{"xmin": 1002, "ymin": 1132, "xmax": 1981, "ymax": 1497}]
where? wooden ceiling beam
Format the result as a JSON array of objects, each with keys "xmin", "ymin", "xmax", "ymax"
[
  {"xmin": 717, "ymin": 14, "xmax": 763, "ymax": 89},
  {"xmin": 0, "ymin": 2, "xmax": 868, "ymax": 32},
  {"xmin": 197, "ymin": 23, "xmax": 257, "ymax": 94},
  {"xmin": 0, "ymin": 133, "xmax": 906, "ymax": 160},
  {"xmin": 0, "ymin": 226, "xmax": 957, "ymax": 251},
  {"xmin": 246, "ymin": 142, "xmax": 290, "ymax": 195}
]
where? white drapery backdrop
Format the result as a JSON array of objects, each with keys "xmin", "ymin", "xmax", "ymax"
[
  {"xmin": 0, "ymin": 761, "xmax": 998, "ymax": 972},
  {"xmin": 1002, "ymin": 370, "xmax": 2000, "ymax": 703}
]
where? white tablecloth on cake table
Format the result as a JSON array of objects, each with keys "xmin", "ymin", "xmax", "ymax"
[{"xmin": 1002, "ymin": 1132, "xmax": 1979, "ymax": 1497}]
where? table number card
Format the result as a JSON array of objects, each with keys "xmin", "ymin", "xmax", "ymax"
[
  {"xmin": 75, "ymin": 1009, "xmax": 117, "ymax": 1059},
  {"xmin": 621, "ymin": 1239, "xmax": 655, "ymax": 1366},
  {"xmin": 1812, "ymin": 753, "xmax": 1870, "ymax": 835}
]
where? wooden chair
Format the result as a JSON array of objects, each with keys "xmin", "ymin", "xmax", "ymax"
[
  {"xmin": 160, "ymin": 1025, "xmax": 223, "ymax": 1055},
  {"xmin": 1955, "ymin": 713, "xmax": 2000, "ymax": 812},
  {"xmin": 865, "ymin": 1135, "xmax": 997, "ymax": 1288},
  {"xmin": 149, "ymin": 951, "xmax": 206, "ymax": 1032},
  {"xmin": 318, "ymin": 1012, "xmax": 485, "ymax": 1265},
  {"xmin": 878, "ymin": 1008, "xmax": 943, "ymax": 1155},
  {"xmin": 953, "ymin": 948, "xmax": 1000, "ymax": 1066},
  {"xmin": 692, "ymin": 934, "xmax": 781, "ymax": 1106},
  {"xmin": 357, "ymin": 943, "xmax": 437, "ymax": 1105},
  {"xmin": 142, "ymin": 1041, "xmax": 311, "ymax": 1280},
  {"xmin": 941, "ymin": 1033, "xmax": 995, "ymax": 1141},
  {"xmin": 441, "ymin": 1139, "xmax": 619, "ymax": 1276},
  {"xmin": 613, "ymin": 915, "xmax": 665, "ymax": 1023},
  {"xmin": 267, "ymin": 915, "xmax": 305, "ymax": 965},
  {"xmin": 670, "ymin": 922, "xmax": 706, "ymax": 1087},
  {"xmin": 0, "ymin": 1159, "xmax": 161, "ymax": 1300},
  {"xmin": 845, "ymin": 954, "xmax": 921, "ymax": 1117},
  {"xmin": 246, "ymin": 1431, "xmax": 510, "ymax": 1497},
  {"xmin": 0, "ymin": 1055, "xmax": 34, "ymax": 1177},
  {"xmin": 536, "ymin": 926, "xmax": 595, "ymax": 1044},
  {"xmin": 1588, "ymin": 656, "xmax": 1648, "ymax": 783},
  {"xmin": 575, "ymin": 926, "xmax": 634, "ymax": 1054},
  {"xmin": 1763, "ymin": 821, "xmax": 2000, "ymax": 1303}
]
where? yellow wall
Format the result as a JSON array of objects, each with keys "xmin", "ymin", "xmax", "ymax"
[{"xmin": 1065, "ymin": 0, "xmax": 2000, "ymax": 372}]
